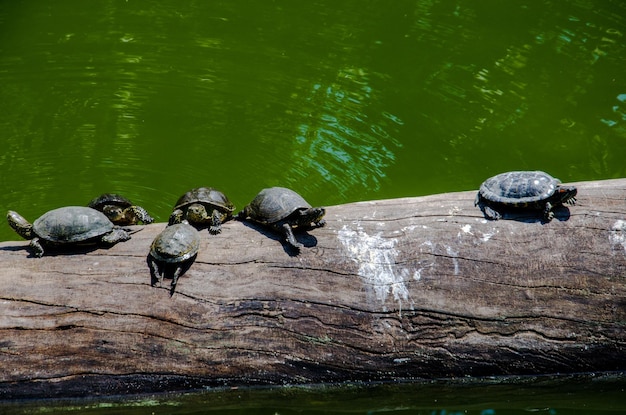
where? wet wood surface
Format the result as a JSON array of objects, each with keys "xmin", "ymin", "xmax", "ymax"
[{"xmin": 1, "ymin": 178, "xmax": 625, "ymax": 399}]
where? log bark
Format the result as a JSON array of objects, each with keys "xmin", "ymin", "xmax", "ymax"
[{"xmin": 1, "ymin": 179, "xmax": 625, "ymax": 399}]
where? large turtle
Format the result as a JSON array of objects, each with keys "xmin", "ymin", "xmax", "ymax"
[
  {"xmin": 7, "ymin": 206, "xmax": 131, "ymax": 257},
  {"xmin": 475, "ymin": 171, "xmax": 577, "ymax": 221},
  {"xmin": 88, "ymin": 193, "xmax": 154, "ymax": 225},
  {"xmin": 237, "ymin": 187, "xmax": 326, "ymax": 251},
  {"xmin": 169, "ymin": 187, "xmax": 235, "ymax": 234},
  {"xmin": 148, "ymin": 221, "xmax": 200, "ymax": 291}
]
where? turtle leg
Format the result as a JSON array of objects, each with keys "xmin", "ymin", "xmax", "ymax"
[
  {"xmin": 474, "ymin": 194, "xmax": 499, "ymax": 220},
  {"xmin": 29, "ymin": 237, "xmax": 45, "ymax": 258},
  {"xmin": 314, "ymin": 218, "xmax": 326, "ymax": 228},
  {"xmin": 209, "ymin": 210, "xmax": 222, "ymax": 235},
  {"xmin": 235, "ymin": 206, "xmax": 251, "ymax": 221},
  {"xmin": 101, "ymin": 228, "xmax": 131, "ymax": 245},
  {"xmin": 169, "ymin": 209, "xmax": 184, "ymax": 226},
  {"xmin": 281, "ymin": 223, "xmax": 303, "ymax": 251},
  {"xmin": 482, "ymin": 205, "xmax": 502, "ymax": 221},
  {"xmin": 543, "ymin": 202, "xmax": 554, "ymax": 222},
  {"xmin": 148, "ymin": 257, "xmax": 163, "ymax": 287},
  {"xmin": 125, "ymin": 206, "xmax": 154, "ymax": 225},
  {"xmin": 169, "ymin": 266, "xmax": 184, "ymax": 295}
]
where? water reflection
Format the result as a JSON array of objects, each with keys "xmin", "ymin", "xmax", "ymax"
[
  {"xmin": 1, "ymin": 0, "xmax": 626, "ymax": 243},
  {"xmin": 292, "ymin": 67, "xmax": 404, "ymax": 201}
]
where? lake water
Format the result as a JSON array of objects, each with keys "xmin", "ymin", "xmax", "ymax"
[{"xmin": 0, "ymin": 0, "xmax": 625, "ymax": 411}]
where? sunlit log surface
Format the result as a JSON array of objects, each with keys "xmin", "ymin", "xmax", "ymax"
[{"xmin": 0, "ymin": 179, "xmax": 625, "ymax": 399}]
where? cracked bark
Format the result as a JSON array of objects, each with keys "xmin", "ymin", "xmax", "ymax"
[{"xmin": 0, "ymin": 178, "xmax": 625, "ymax": 399}]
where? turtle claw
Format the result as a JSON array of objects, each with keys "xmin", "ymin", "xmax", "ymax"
[
  {"xmin": 209, "ymin": 226, "xmax": 221, "ymax": 235},
  {"xmin": 209, "ymin": 210, "xmax": 222, "ymax": 235},
  {"xmin": 102, "ymin": 228, "xmax": 131, "ymax": 244},
  {"xmin": 543, "ymin": 202, "xmax": 554, "ymax": 222},
  {"xmin": 315, "ymin": 218, "xmax": 326, "ymax": 228}
]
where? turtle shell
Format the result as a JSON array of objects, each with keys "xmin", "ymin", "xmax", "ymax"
[
  {"xmin": 174, "ymin": 187, "xmax": 235, "ymax": 213},
  {"xmin": 88, "ymin": 193, "xmax": 133, "ymax": 210},
  {"xmin": 246, "ymin": 187, "xmax": 312, "ymax": 224},
  {"xmin": 479, "ymin": 171, "xmax": 559, "ymax": 206},
  {"xmin": 150, "ymin": 223, "xmax": 200, "ymax": 264},
  {"xmin": 33, "ymin": 206, "xmax": 114, "ymax": 243}
]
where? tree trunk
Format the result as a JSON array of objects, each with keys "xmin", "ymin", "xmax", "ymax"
[{"xmin": 1, "ymin": 179, "xmax": 625, "ymax": 399}]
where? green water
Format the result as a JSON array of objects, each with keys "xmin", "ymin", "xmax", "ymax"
[
  {"xmin": 2, "ymin": 0, "xmax": 626, "ymax": 242},
  {"xmin": 1, "ymin": 0, "xmax": 625, "ymax": 410}
]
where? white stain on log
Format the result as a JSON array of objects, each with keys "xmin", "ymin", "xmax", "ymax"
[
  {"xmin": 337, "ymin": 224, "xmax": 410, "ymax": 312},
  {"xmin": 446, "ymin": 245, "xmax": 460, "ymax": 275},
  {"xmin": 480, "ymin": 229, "xmax": 497, "ymax": 242},
  {"xmin": 609, "ymin": 220, "xmax": 626, "ymax": 254}
]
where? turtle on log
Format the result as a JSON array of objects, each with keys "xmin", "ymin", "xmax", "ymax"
[
  {"xmin": 88, "ymin": 193, "xmax": 153, "ymax": 225},
  {"xmin": 237, "ymin": 187, "xmax": 325, "ymax": 252},
  {"xmin": 148, "ymin": 221, "xmax": 200, "ymax": 293},
  {"xmin": 169, "ymin": 187, "xmax": 234, "ymax": 234},
  {"xmin": 7, "ymin": 206, "xmax": 131, "ymax": 257},
  {"xmin": 475, "ymin": 171, "xmax": 577, "ymax": 222}
]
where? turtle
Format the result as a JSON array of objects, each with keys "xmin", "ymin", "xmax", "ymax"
[
  {"xmin": 148, "ymin": 221, "xmax": 200, "ymax": 291},
  {"xmin": 475, "ymin": 171, "xmax": 577, "ymax": 222},
  {"xmin": 7, "ymin": 206, "xmax": 131, "ymax": 257},
  {"xmin": 169, "ymin": 187, "xmax": 235, "ymax": 234},
  {"xmin": 237, "ymin": 187, "xmax": 326, "ymax": 251},
  {"xmin": 88, "ymin": 193, "xmax": 154, "ymax": 225}
]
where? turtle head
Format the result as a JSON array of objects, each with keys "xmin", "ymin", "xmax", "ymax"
[
  {"xmin": 7, "ymin": 210, "xmax": 34, "ymax": 240},
  {"xmin": 555, "ymin": 185, "xmax": 577, "ymax": 205},
  {"xmin": 122, "ymin": 205, "xmax": 154, "ymax": 225},
  {"xmin": 101, "ymin": 205, "xmax": 125, "ymax": 224},
  {"xmin": 294, "ymin": 207, "xmax": 326, "ymax": 228},
  {"xmin": 187, "ymin": 204, "xmax": 209, "ymax": 224}
]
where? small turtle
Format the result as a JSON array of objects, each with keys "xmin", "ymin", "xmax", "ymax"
[
  {"xmin": 88, "ymin": 193, "xmax": 154, "ymax": 225},
  {"xmin": 475, "ymin": 171, "xmax": 577, "ymax": 221},
  {"xmin": 237, "ymin": 187, "xmax": 326, "ymax": 251},
  {"xmin": 169, "ymin": 187, "xmax": 235, "ymax": 234},
  {"xmin": 7, "ymin": 206, "xmax": 131, "ymax": 257},
  {"xmin": 148, "ymin": 221, "xmax": 200, "ymax": 291}
]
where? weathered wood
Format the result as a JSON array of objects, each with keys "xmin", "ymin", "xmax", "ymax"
[{"xmin": 1, "ymin": 179, "xmax": 625, "ymax": 399}]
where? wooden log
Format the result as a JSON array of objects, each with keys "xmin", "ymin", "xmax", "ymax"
[{"xmin": 0, "ymin": 179, "xmax": 625, "ymax": 399}]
